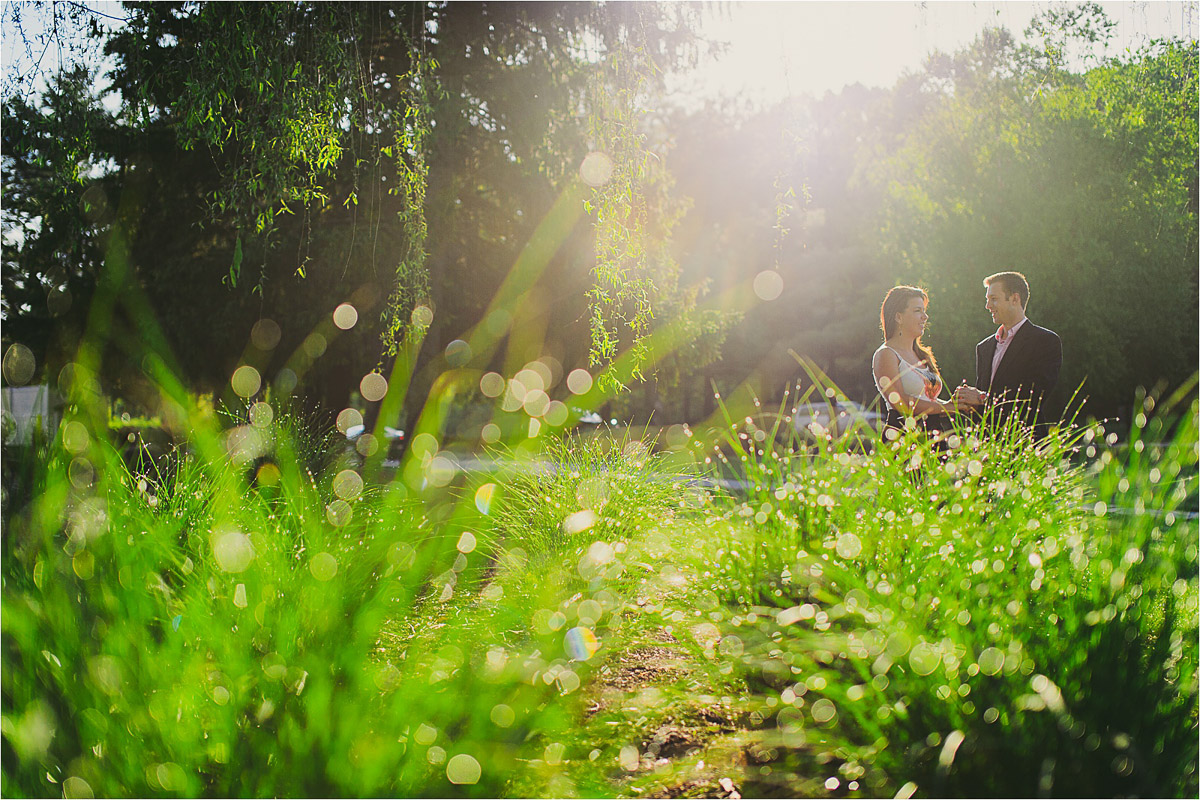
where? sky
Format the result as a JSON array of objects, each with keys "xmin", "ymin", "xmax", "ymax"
[{"xmin": 675, "ymin": 1, "xmax": 1198, "ymax": 105}]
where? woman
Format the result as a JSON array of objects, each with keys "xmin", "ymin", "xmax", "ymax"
[{"xmin": 871, "ymin": 286, "xmax": 958, "ymax": 434}]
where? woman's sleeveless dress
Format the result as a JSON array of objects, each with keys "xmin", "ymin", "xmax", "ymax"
[{"xmin": 874, "ymin": 345, "xmax": 943, "ymax": 431}]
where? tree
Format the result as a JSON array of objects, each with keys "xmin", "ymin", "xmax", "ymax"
[{"xmin": 3, "ymin": 2, "xmax": 709, "ymax": 422}]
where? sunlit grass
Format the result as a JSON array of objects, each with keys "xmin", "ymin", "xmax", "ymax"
[
  {"xmin": 659, "ymin": 377, "xmax": 1199, "ymax": 798},
  {"xmin": 3, "ymin": 366, "xmax": 1196, "ymax": 797},
  {"xmin": 3, "ymin": 264, "xmax": 1197, "ymax": 800}
]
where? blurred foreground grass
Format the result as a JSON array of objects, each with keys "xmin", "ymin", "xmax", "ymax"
[{"xmin": 2, "ymin": 374, "xmax": 1197, "ymax": 797}]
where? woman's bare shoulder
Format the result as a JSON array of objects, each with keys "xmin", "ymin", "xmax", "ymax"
[{"xmin": 873, "ymin": 344, "xmax": 898, "ymax": 363}]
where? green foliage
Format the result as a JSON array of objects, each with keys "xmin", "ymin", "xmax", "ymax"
[
  {"xmin": 119, "ymin": 3, "xmax": 365, "ymax": 244},
  {"xmin": 5, "ymin": 2, "xmax": 723, "ymax": 411}
]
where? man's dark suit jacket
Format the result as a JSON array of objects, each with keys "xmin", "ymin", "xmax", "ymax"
[{"xmin": 975, "ymin": 320, "xmax": 1063, "ymax": 428}]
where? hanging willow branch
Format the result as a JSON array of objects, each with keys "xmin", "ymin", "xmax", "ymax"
[
  {"xmin": 583, "ymin": 4, "xmax": 734, "ymax": 394},
  {"xmin": 584, "ymin": 10, "xmax": 668, "ymax": 393},
  {"xmin": 379, "ymin": 36, "xmax": 435, "ymax": 358}
]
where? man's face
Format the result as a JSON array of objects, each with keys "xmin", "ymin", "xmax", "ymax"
[{"xmin": 985, "ymin": 283, "xmax": 1023, "ymax": 327}]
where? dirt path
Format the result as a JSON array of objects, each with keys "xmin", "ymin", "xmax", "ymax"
[{"xmin": 574, "ymin": 594, "xmax": 754, "ymax": 799}]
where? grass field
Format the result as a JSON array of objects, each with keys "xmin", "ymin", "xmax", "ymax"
[{"xmin": 2, "ymin": 378, "xmax": 1196, "ymax": 798}]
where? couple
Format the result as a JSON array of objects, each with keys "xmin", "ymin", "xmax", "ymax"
[{"xmin": 871, "ymin": 271, "xmax": 1062, "ymax": 436}]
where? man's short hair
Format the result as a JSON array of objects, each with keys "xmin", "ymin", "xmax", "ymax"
[{"xmin": 984, "ymin": 271, "xmax": 1030, "ymax": 307}]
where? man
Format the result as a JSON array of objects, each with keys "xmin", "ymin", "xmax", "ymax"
[{"xmin": 954, "ymin": 271, "xmax": 1062, "ymax": 431}]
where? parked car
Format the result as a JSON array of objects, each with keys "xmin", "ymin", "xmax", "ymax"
[
  {"xmin": 793, "ymin": 399, "xmax": 882, "ymax": 440},
  {"xmin": 345, "ymin": 423, "xmax": 406, "ymax": 461}
]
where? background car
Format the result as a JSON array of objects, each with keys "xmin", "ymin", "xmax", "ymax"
[
  {"xmin": 792, "ymin": 398, "xmax": 882, "ymax": 440},
  {"xmin": 345, "ymin": 423, "xmax": 406, "ymax": 462}
]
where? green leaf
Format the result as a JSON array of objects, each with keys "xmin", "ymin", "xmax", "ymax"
[{"xmin": 228, "ymin": 236, "xmax": 243, "ymax": 287}]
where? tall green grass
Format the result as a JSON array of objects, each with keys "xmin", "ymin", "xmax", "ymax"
[
  {"xmin": 676, "ymin": 378, "xmax": 1199, "ymax": 797},
  {"xmin": 0, "ymin": 388, "xmax": 691, "ymax": 796},
  {"xmin": 4, "ymin": 349, "xmax": 1196, "ymax": 798}
]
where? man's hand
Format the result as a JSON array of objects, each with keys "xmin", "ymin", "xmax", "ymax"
[{"xmin": 954, "ymin": 382, "xmax": 985, "ymax": 406}]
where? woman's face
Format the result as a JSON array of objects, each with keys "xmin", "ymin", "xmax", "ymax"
[{"xmin": 894, "ymin": 297, "xmax": 928, "ymax": 339}]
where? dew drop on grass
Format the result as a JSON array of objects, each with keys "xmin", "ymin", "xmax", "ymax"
[
  {"xmin": 563, "ymin": 510, "xmax": 598, "ymax": 535},
  {"xmin": 333, "ymin": 470, "xmax": 363, "ymax": 501},
  {"xmin": 326, "ymin": 500, "xmax": 352, "ymax": 527},
  {"xmin": 211, "ymin": 528, "xmax": 254, "ymax": 573},
  {"xmin": 309, "ymin": 552, "xmax": 338, "ymax": 581},
  {"xmin": 231, "ymin": 365, "xmax": 261, "ymax": 398},
  {"xmin": 336, "ymin": 408, "xmax": 363, "ymax": 435},
  {"xmin": 565, "ymin": 626, "xmax": 600, "ymax": 660},
  {"xmin": 333, "ymin": 303, "xmax": 358, "ymax": 330},
  {"xmin": 811, "ymin": 698, "xmax": 837, "ymax": 724},
  {"xmin": 251, "ymin": 318, "xmax": 281, "ymax": 350},
  {"xmin": 836, "ymin": 533, "xmax": 863, "ymax": 559},
  {"xmin": 580, "ymin": 151, "xmax": 614, "ymax": 187},
  {"xmin": 446, "ymin": 753, "xmax": 481, "ymax": 784},
  {"xmin": 359, "ymin": 373, "xmax": 388, "ymax": 402},
  {"xmin": 491, "ymin": 704, "xmax": 515, "ymax": 727},
  {"xmin": 62, "ymin": 776, "xmax": 93, "ymax": 799},
  {"xmin": 567, "ymin": 368, "xmax": 593, "ymax": 394}
]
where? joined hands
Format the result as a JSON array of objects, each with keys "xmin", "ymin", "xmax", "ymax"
[{"xmin": 953, "ymin": 381, "xmax": 985, "ymax": 407}]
